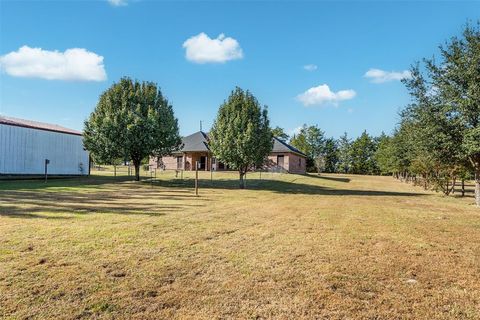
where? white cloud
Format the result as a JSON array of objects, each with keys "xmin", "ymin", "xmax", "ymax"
[
  {"xmin": 107, "ymin": 0, "xmax": 127, "ymax": 6},
  {"xmin": 303, "ymin": 64, "xmax": 317, "ymax": 71},
  {"xmin": 364, "ymin": 68, "xmax": 411, "ymax": 83},
  {"xmin": 288, "ymin": 126, "xmax": 303, "ymax": 136},
  {"xmin": 183, "ymin": 33, "xmax": 243, "ymax": 64},
  {"xmin": 297, "ymin": 84, "xmax": 356, "ymax": 106},
  {"xmin": 0, "ymin": 46, "xmax": 107, "ymax": 81}
]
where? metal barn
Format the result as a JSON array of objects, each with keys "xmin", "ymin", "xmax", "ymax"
[{"xmin": 0, "ymin": 116, "xmax": 89, "ymax": 176}]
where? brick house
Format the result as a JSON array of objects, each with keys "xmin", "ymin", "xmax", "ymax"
[{"xmin": 150, "ymin": 131, "xmax": 307, "ymax": 174}]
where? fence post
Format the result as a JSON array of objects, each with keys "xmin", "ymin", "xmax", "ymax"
[
  {"xmin": 195, "ymin": 161, "xmax": 199, "ymax": 196},
  {"xmin": 44, "ymin": 159, "xmax": 50, "ymax": 183}
]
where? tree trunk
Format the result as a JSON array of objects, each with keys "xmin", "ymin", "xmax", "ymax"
[
  {"xmin": 239, "ymin": 171, "xmax": 245, "ymax": 189},
  {"xmin": 475, "ymin": 169, "xmax": 480, "ymax": 207},
  {"xmin": 133, "ymin": 159, "xmax": 141, "ymax": 181}
]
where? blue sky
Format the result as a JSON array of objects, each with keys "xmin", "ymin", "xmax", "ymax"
[{"xmin": 0, "ymin": 1, "xmax": 478, "ymax": 139}]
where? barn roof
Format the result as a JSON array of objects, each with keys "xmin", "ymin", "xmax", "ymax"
[
  {"xmin": 0, "ymin": 115, "xmax": 82, "ymax": 136},
  {"xmin": 272, "ymin": 137, "xmax": 307, "ymax": 157},
  {"xmin": 177, "ymin": 131, "xmax": 306, "ymax": 157}
]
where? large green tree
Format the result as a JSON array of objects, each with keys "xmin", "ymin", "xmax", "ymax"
[
  {"xmin": 426, "ymin": 23, "xmax": 480, "ymax": 205},
  {"xmin": 83, "ymin": 77, "xmax": 182, "ymax": 181},
  {"xmin": 209, "ymin": 87, "xmax": 273, "ymax": 189},
  {"xmin": 391, "ymin": 23, "xmax": 479, "ymax": 201},
  {"xmin": 401, "ymin": 65, "xmax": 464, "ymax": 194}
]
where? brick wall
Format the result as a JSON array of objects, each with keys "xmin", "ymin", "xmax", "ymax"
[
  {"xmin": 267, "ymin": 152, "xmax": 306, "ymax": 174},
  {"xmin": 287, "ymin": 153, "xmax": 306, "ymax": 174}
]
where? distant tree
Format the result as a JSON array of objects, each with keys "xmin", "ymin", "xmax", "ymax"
[
  {"xmin": 374, "ymin": 133, "xmax": 395, "ymax": 175},
  {"xmin": 271, "ymin": 126, "xmax": 290, "ymax": 142},
  {"xmin": 83, "ymin": 77, "xmax": 182, "ymax": 181},
  {"xmin": 314, "ymin": 155, "xmax": 326, "ymax": 175},
  {"xmin": 323, "ymin": 138, "xmax": 339, "ymax": 173},
  {"xmin": 290, "ymin": 124, "xmax": 326, "ymax": 171},
  {"xmin": 209, "ymin": 87, "xmax": 273, "ymax": 189},
  {"xmin": 337, "ymin": 132, "xmax": 352, "ymax": 173},
  {"xmin": 350, "ymin": 131, "xmax": 378, "ymax": 175}
]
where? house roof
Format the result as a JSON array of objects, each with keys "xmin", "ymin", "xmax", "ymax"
[
  {"xmin": 178, "ymin": 131, "xmax": 306, "ymax": 157},
  {"xmin": 272, "ymin": 137, "xmax": 307, "ymax": 157},
  {"xmin": 0, "ymin": 115, "xmax": 82, "ymax": 136},
  {"xmin": 179, "ymin": 131, "xmax": 210, "ymax": 152}
]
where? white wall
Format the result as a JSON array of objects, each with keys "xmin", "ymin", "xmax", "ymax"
[{"xmin": 0, "ymin": 124, "xmax": 89, "ymax": 175}]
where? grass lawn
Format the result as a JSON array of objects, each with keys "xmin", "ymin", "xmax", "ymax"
[{"xmin": 1, "ymin": 171, "xmax": 479, "ymax": 319}]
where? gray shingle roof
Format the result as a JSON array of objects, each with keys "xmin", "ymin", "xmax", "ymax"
[
  {"xmin": 272, "ymin": 137, "xmax": 307, "ymax": 157},
  {"xmin": 179, "ymin": 131, "xmax": 306, "ymax": 157},
  {"xmin": 180, "ymin": 131, "xmax": 210, "ymax": 152},
  {"xmin": 0, "ymin": 115, "xmax": 82, "ymax": 136}
]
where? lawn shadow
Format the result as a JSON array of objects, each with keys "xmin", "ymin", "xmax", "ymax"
[
  {"xmin": 0, "ymin": 208, "xmax": 74, "ymax": 220},
  {"xmin": 0, "ymin": 174, "xmax": 427, "ymax": 220},
  {"xmin": 307, "ymin": 174, "xmax": 351, "ymax": 183},
  {"xmin": 154, "ymin": 176, "xmax": 424, "ymax": 197},
  {"xmin": 0, "ymin": 175, "xmax": 135, "ymax": 191},
  {"xmin": 0, "ymin": 181, "xmax": 205, "ymax": 219}
]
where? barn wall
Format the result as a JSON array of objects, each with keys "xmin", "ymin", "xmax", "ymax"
[
  {"xmin": 267, "ymin": 152, "xmax": 306, "ymax": 174},
  {"xmin": 0, "ymin": 124, "xmax": 89, "ymax": 175},
  {"xmin": 287, "ymin": 153, "xmax": 306, "ymax": 174}
]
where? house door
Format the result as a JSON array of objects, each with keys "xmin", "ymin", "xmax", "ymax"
[
  {"xmin": 199, "ymin": 156, "xmax": 206, "ymax": 170},
  {"xmin": 277, "ymin": 155, "xmax": 285, "ymax": 168}
]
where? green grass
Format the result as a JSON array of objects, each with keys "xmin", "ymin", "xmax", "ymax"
[{"xmin": 1, "ymin": 171, "xmax": 479, "ymax": 319}]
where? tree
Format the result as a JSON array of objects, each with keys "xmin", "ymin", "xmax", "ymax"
[
  {"xmin": 374, "ymin": 133, "xmax": 395, "ymax": 175},
  {"xmin": 83, "ymin": 77, "xmax": 182, "ymax": 181},
  {"xmin": 337, "ymin": 132, "xmax": 352, "ymax": 173},
  {"xmin": 209, "ymin": 87, "xmax": 273, "ymax": 189},
  {"xmin": 314, "ymin": 155, "xmax": 326, "ymax": 175},
  {"xmin": 426, "ymin": 23, "xmax": 480, "ymax": 205},
  {"xmin": 323, "ymin": 138, "xmax": 339, "ymax": 173},
  {"xmin": 350, "ymin": 131, "xmax": 378, "ymax": 175},
  {"xmin": 290, "ymin": 124, "xmax": 326, "ymax": 171},
  {"xmin": 271, "ymin": 126, "xmax": 289, "ymax": 142},
  {"xmin": 390, "ymin": 23, "xmax": 479, "ymax": 201}
]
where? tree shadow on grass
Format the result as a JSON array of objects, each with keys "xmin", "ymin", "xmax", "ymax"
[
  {"xmin": 0, "ymin": 209, "xmax": 75, "ymax": 220},
  {"xmin": 0, "ymin": 176, "xmax": 135, "ymax": 191},
  {"xmin": 0, "ymin": 174, "xmax": 426, "ymax": 220},
  {"xmin": 306, "ymin": 175, "xmax": 351, "ymax": 183},
  {"xmin": 0, "ymin": 183, "xmax": 206, "ymax": 219},
  {"xmin": 153, "ymin": 177, "xmax": 424, "ymax": 197}
]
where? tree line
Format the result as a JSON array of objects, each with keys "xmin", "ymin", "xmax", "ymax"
[
  {"xmin": 275, "ymin": 22, "xmax": 480, "ymax": 206},
  {"xmin": 380, "ymin": 23, "xmax": 480, "ymax": 206},
  {"xmin": 273, "ymin": 125, "xmax": 386, "ymax": 176}
]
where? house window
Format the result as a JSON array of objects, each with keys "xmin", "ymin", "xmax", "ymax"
[{"xmin": 176, "ymin": 156, "xmax": 183, "ymax": 169}]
